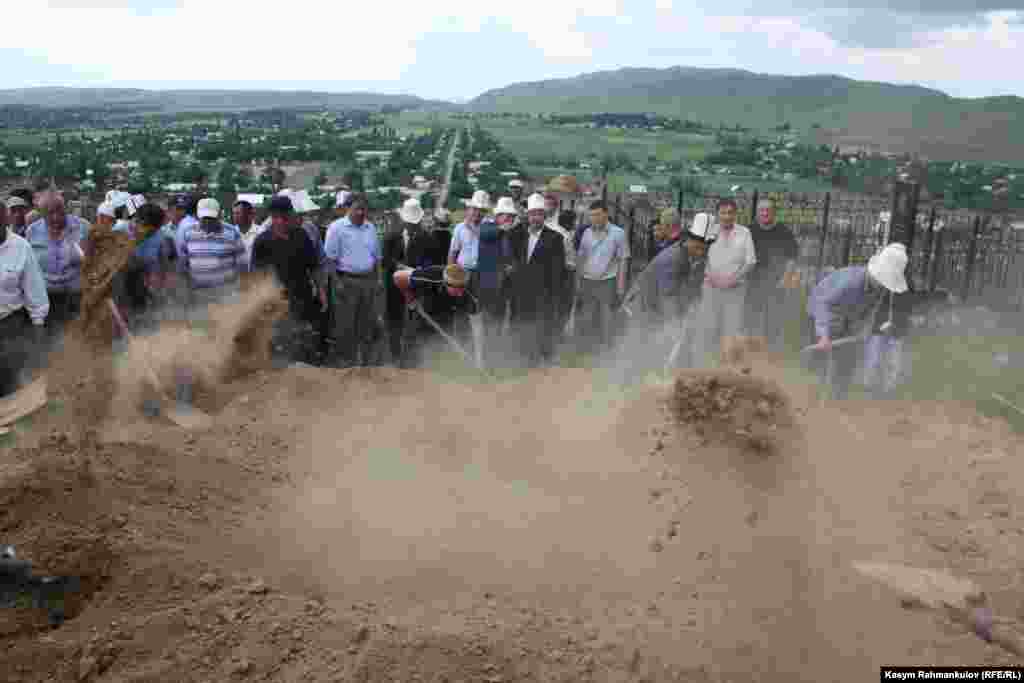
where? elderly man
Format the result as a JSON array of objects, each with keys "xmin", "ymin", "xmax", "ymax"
[
  {"xmin": 490, "ymin": 197, "xmax": 522, "ymax": 337},
  {"xmin": 251, "ymin": 196, "xmax": 326, "ymax": 366},
  {"xmin": 0, "ymin": 210, "xmax": 48, "ymax": 397},
  {"xmin": 747, "ymin": 199, "xmax": 799, "ymax": 350},
  {"xmin": 24, "ymin": 193, "xmax": 89, "ymax": 334},
  {"xmin": 511, "ymin": 193, "xmax": 566, "ymax": 367},
  {"xmin": 325, "ymin": 193, "xmax": 381, "ymax": 368},
  {"xmin": 807, "ymin": 242, "xmax": 909, "ymax": 400},
  {"xmin": 6, "ymin": 195, "xmax": 32, "ymax": 237},
  {"xmin": 575, "ymin": 200, "xmax": 630, "ymax": 352},
  {"xmin": 449, "ymin": 190, "xmax": 492, "ymax": 368},
  {"xmin": 692, "ymin": 198, "xmax": 757, "ymax": 366},
  {"xmin": 544, "ymin": 199, "xmax": 577, "ymax": 336}
]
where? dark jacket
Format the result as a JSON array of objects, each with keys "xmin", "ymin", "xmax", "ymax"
[
  {"xmin": 383, "ymin": 225, "xmax": 437, "ymax": 319},
  {"xmin": 251, "ymin": 227, "xmax": 320, "ymax": 321},
  {"xmin": 509, "ymin": 225, "xmax": 566, "ymax": 319},
  {"xmin": 749, "ymin": 223, "xmax": 799, "ymax": 288}
]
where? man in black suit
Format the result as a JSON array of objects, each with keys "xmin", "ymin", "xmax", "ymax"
[
  {"xmin": 510, "ymin": 193, "xmax": 567, "ymax": 367},
  {"xmin": 382, "ymin": 198, "xmax": 438, "ymax": 366}
]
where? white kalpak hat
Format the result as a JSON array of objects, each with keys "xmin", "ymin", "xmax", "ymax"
[
  {"xmin": 688, "ymin": 212, "xmax": 718, "ymax": 241},
  {"xmin": 508, "ymin": 179, "xmax": 524, "ymax": 189},
  {"xmin": 867, "ymin": 242, "xmax": 909, "ymax": 293},
  {"xmin": 398, "ymin": 197, "xmax": 424, "ymax": 224},
  {"xmin": 494, "ymin": 197, "xmax": 518, "ymax": 215},
  {"xmin": 526, "ymin": 193, "xmax": 546, "ymax": 212},
  {"xmin": 464, "ymin": 190, "xmax": 491, "ymax": 210},
  {"xmin": 288, "ymin": 189, "xmax": 319, "ymax": 213},
  {"xmin": 197, "ymin": 197, "xmax": 221, "ymax": 219}
]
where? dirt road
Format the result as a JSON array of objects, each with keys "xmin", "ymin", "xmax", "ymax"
[{"xmin": 2, "ymin": 335, "xmax": 1023, "ymax": 681}]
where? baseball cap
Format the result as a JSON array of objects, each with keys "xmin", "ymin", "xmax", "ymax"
[
  {"xmin": 268, "ymin": 196, "xmax": 294, "ymax": 214},
  {"xmin": 196, "ymin": 198, "xmax": 221, "ymax": 219}
]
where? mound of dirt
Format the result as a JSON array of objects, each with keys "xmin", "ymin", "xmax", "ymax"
[{"xmin": 668, "ymin": 369, "xmax": 795, "ymax": 454}]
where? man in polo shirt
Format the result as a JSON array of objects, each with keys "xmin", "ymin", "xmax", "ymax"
[
  {"xmin": 324, "ymin": 193, "xmax": 381, "ymax": 368},
  {"xmin": 693, "ymin": 198, "xmax": 757, "ymax": 366},
  {"xmin": 449, "ymin": 190, "xmax": 492, "ymax": 369},
  {"xmin": 180, "ymin": 197, "xmax": 246, "ymax": 320},
  {"xmin": 746, "ymin": 199, "xmax": 799, "ymax": 350},
  {"xmin": 0, "ymin": 210, "xmax": 48, "ymax": 397},
  {"xmin": 576, "ymin": 200, "xmax": 630, "ymax": 351}
]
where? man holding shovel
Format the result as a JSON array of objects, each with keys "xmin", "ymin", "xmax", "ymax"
[{"xmin": 806, "ymin": 242, "xmax": 909, "ymax": 400}]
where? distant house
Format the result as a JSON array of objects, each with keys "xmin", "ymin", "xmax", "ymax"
[{"xmin": 629, "ymin": 185, "xmax": 648, "ymax": 194}]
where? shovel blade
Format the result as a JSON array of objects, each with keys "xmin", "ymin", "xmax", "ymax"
[{"xmin": 164, "ymin": 404, "xmax": 214, "ymax": 431}]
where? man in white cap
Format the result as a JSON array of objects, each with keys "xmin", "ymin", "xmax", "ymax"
[
  {"xmin": 807, "ymin": 242, "xmax": 909, "ymax": 400},
  {"xmin": 449, "ymin": 190, "xmax": 492, "ymax": 369},
  {"xmin": 383, "ymin": 197, "xmax": 437, "ymax": 366},
  {"xmin": 511, "ymin": 193, "xmax": 567, "ymax": 367},
  {"xmin": 487, "ymin": 197, "xmax": 523, "ymax": 342},
  {"xmin": 174, "ymin": 197, "xmax": 246, "ymax": 410},
  {"xmin": 5, "ymin": 195, "xmax": 31, "ymax": 238}
]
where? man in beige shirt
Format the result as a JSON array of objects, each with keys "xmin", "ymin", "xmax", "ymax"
[{"xmin": 693, "ymin": 198, "xmax": 756, "ymax": 365}]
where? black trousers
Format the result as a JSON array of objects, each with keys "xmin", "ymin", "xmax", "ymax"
[{"xmin": 0, "ymin": 310, "xmax": 33, "ymax": 397}]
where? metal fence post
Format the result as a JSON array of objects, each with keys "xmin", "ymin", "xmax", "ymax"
[
  {"xmin": 920, "ymin": 206, "xmax": 937, "ymax": 291},
  {"xmin": 961, "ymin": 215, "xmax": 983, "ymax": 302},
  {"xmin": 816, "ymin": 191, "xmax": 832, "ymax": 276},
  {"xmin": 627, "ymin": 206, "xmax": 636, "ymax": 281},
  {"xmin": 676, "ymin": 187, "xmax": 683, "ymax": 216},
  {"xmin": 749, "ymin": 189, "xmax": 759, "ymax": 226},
  {"xmin": 929, "ymin": 225, "xmax": 945, "ymax": 292}
]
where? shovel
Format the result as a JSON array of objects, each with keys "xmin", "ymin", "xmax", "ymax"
[
  {"xmin": 852, "ymin": 561, "xmax": 1024, "ymax": 657},
  {"xmin": 408, "ymin": 300, "xmax": 491, "ymax": 378},
  {"xmin": 108, "ymin": 300, "xmax": 213, "ymax": 430}
]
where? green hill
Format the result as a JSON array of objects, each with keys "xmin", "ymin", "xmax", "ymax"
[
  {"xmin": 0, "ymin": 87, "xmax": 446, "ymax": 113},
  {"xmin": 468, "ymin": 67, "xmax": 1024, "ymax": 163}
]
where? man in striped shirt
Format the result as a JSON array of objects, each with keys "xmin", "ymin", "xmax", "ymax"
[
  {"xmin": 180, "ymin": 198, "xmax": 246, "ymax": 321},
  {"xmin": 174, "ymin": 197, "xmax": 245, "ymax": 411}
]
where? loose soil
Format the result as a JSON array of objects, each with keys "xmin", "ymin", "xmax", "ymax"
[{"xmin": 3, "ymin": 301, "xmax": 1024, "ymax": 681}]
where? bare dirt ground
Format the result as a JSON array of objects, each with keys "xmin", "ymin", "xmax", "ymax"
[{"xmin": 3, "ymin": 312, "xmax": 1024, "ymax": 681}]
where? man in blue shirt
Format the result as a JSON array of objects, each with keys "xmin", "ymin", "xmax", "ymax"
[{"xmin": 324, "ymin": 193, "xmax": 381, "ymax": 367}]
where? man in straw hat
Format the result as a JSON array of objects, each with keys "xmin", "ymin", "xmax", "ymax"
[
  {"xmin": 391, "ymin": 263, "xmax": 474, "ymax": 368},
  {"xmin": 449, "ymin": 190, "xmax": 492, "ymax": 369},
  {"xmin": 806, "ymin": 241, "xmax": 909, "ymax": 400},
  {"xmin": 383, "ymin": 197, "xmax": 438, "ymax": 366}
]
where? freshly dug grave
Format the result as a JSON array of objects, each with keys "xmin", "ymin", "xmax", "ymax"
[
  {"xmin": 4, "ymin": 358, "xmax": 1024, "ymax": 682},
  {"xmin": 669, "ymin": 368, "xmax": 795, "ymax": 454}
]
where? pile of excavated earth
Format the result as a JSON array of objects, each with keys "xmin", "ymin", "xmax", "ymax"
[{"xmin": 2, "ymin": 287, "xmax": 1024, "ymax": 682}]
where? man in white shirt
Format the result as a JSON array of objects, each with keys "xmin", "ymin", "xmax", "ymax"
[
  {"xmin": 232, "ymin": 198, "xmax": 258, "ymax": 271},
  {"xmin": 693, "ymin": 198, "xmax": 757, "ymax": 366},
  {"xmin": 0, "ymin": 205, "xmax": 49, "ymax": 397}
]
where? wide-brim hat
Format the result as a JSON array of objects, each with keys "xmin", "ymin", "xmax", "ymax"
[
  {"xmin": 867, "ymin": 243, "xmax": 909, "ymax": 293},
  {"xmin": 494, "ymin": 197, "xmax": 518, "ymax": 215},
  {"xmin": 464, "ymin": 190, "xmax": 491, "ymax": 210},
  {"xmin": 399, "ymin": 198, "xmax": 424, "ymax": 224},
  {"xmin": 443, "ymin": 264, "xmax": 468, "ymax": 289}
]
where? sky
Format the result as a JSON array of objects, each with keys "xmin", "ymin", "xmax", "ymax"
[{"xmin": 3, "ymin": 0, "xmax": 1023, "ymax": 101}]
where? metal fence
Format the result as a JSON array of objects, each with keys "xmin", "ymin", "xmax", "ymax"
[{"xmin": 597, "ymin": 189, "xmax": 1024, "ymax": 311}]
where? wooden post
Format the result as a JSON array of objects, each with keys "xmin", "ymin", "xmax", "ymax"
[
  {"xmin": 961, "ymin": 215, "xmax": 983, "ymax": 302},
  {"xmin": 888, "ymin": 181, "xmax": 921, "ymax": 251},
  {"xmin": 816, "ymin": 192, "xmax": 832, "ymax": 276},
  {"xmin": 929, "ymin": 225, "xmax": 945, "ymax": 292},
  {"xmin": 750, "ymin": 189, "xmax": 759, "ymax": 226}
]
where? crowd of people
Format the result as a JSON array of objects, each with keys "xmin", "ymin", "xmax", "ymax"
[{"xmin": 0, "ymin": 179, "xmax": 919, "ymax": 413}]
